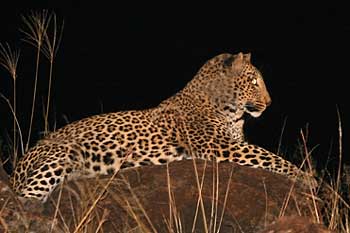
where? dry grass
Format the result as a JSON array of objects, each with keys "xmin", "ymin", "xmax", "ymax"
[
  {"xmin": 21, "ymin": 10, "xmax": 52, "ymax": 151},
  {"xmin": 0, "ymin": 10, "xmax": 63, "ymax": 167},
  {"xmin": 40, "ymin": 12, "xmax": 64, "ymax": 134},
  {"xmin": 279, "ymin": 129, "xmax": 319, "ymax": 220},
  {"xmin": 319, "ymin": 108, "xmax": 349, "ymax": 233},
  {"xmin": 277, "ymin": 108, "xmax": 350, "ymax": 232},
  {"xmin": 0, "ymin": 43, "xmax": 21, "ymax": 167},
  {"xmin": 165, "ymin": 163, "xmax": 183, "ymax": 233}
]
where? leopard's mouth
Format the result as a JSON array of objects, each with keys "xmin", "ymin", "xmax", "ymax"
[{"xmin": 244, "ymin": 102, "xmax": 266, "ymax": 118}]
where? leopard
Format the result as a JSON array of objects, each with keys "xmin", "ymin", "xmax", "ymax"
[{"xmin": 9, "ymin": 52, "xmax": 316, "ymax": 202}]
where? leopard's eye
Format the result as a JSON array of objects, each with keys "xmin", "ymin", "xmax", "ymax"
[{"xmin": 251, "ymin": 78, "xmax": 257, "ymax": 85}]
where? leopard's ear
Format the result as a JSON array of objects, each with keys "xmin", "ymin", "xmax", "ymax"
[
  {"xmin": 244, "ymin": 53, "xmax": 251, "ymax": 62},
  {"xmin": 231, "ymin": 52, "xmax": 244, "ymax": 73},
  {"xmin": 236, "ymin": 52, "xmax": 244, "ymax": 61}
]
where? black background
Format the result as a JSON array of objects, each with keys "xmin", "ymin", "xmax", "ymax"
[{"xmin": 0, "ymin": 2, "xmax": 349, "ymax": 173}]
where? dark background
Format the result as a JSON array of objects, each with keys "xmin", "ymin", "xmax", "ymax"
[{"xmin": 0, "ymin": 2, "xmax": 349, "ymax": 174}]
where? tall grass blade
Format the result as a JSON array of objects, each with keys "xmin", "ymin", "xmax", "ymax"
[
  {"xmin": 0, "ymin": 43, "xmax": 20, "ymax": 166},
  {"xmin": 21, "ymin": 10, "xmax": 52, "ymax": 151}
]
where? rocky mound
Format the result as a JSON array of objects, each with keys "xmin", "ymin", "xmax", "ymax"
[{"xmin": 0, "ymin": 159, "xmax": 331, "ymax": 232}]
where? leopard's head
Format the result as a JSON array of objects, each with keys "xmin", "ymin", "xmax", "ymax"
[{"xmin": 186, "ymin": 52, "xmax": 271, "ymax": 120}]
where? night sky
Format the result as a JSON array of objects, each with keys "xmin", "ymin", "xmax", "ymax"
[{"xmin": 0, "ymin": 3, "xmax": 349, "ymax": 172}]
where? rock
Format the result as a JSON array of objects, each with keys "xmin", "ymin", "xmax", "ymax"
[
  {"xmin": 0, "ymin": 159, "xmax": 325, "ymax": 232},
  {"xmin": 257, "ymin": 215, "xmax": 334, "ymax": 233}
]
